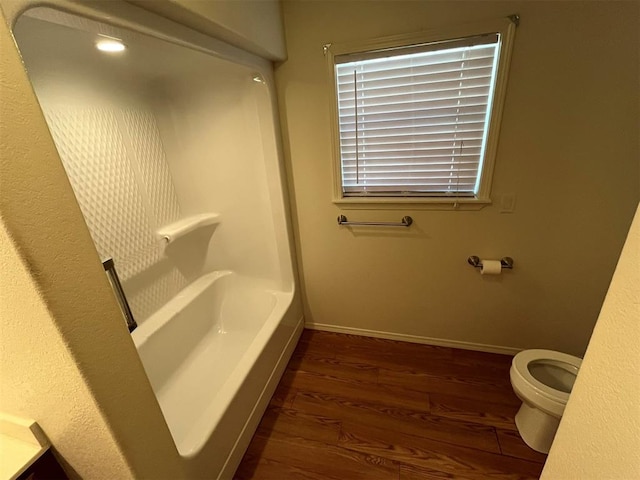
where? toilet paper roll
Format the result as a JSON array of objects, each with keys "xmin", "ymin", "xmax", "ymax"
[{"xmin": 481, "ymin": 259, "xmax": 502, "ymax": 275}]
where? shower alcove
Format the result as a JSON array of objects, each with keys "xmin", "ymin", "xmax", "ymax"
[{"xmin": 12, "ymin": 5, "xmax": 301, "ymax": 478}]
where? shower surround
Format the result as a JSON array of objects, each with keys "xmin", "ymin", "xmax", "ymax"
[{"xmin": 12, "ymin": 5, "xmax": 302, "ymax": 478}]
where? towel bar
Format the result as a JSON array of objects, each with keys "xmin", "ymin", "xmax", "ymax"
[{"xmin": 337, "ymin": 214, "xmax": 413, "ymax": 227}]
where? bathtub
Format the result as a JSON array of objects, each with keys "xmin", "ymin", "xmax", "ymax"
[{"xmin": 132, "ymin": 271, "xmax": 300, "ymax": 476}]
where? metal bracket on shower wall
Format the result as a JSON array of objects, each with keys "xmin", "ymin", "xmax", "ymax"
[{"xmin": 103, "ymin": 258, "xmax": 137, "ymax": 333}]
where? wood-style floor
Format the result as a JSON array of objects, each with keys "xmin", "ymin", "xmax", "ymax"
[{"xmin": 234, "ymin": 329, "xmax": 546, "ymax": 479}]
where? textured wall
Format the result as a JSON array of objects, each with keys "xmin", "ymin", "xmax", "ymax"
[
  {"xmin": 542, "ymin": 203, "xmax": 640, "ymax": 478},
  {"xmin": 276, "ymin": 0, "xmax": 639, "ymax": 355},
  {"xmin": 0, "ymin": 223, "xmax": 134, "ymax": 479},
  {"xmin": 15, "ymin": 13, "xmax": 191, "ymax": 322},
  {"xmin": 44, "ymin": 107, "xmax": 187, "ymax": 321}
]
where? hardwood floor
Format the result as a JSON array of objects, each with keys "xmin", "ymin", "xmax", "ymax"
[{"xmin": 234, "ymin": 330, "xmax": 546, "ymax": 479}]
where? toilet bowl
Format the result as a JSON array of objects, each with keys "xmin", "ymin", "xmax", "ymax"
[{"xmin": 509, "ymin": 349, "xmax": 582, "ymax": 454}]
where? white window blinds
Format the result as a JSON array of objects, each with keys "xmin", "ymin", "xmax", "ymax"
[{"xmin": 335, "ymin": 34, "xmax": 501, "ymax": 197}]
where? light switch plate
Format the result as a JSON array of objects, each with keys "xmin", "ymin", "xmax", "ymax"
[{"xmin": 500, "ymin": 193, "xmax": 516, "ymax": 213}]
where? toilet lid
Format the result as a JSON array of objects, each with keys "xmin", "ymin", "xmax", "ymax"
[{"xmin": 513, "ymin": 349, "xmax": 582, "ymax": 402}]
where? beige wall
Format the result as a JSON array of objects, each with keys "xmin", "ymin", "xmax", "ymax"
[
  {"xmin": 0, "ymin": 224, "xmax": 134, "ymax": 479},
  {"xmin": 0, "ymin": 6, "xmax": 183, "ymax": 478},
  {"xmin": 542, "ymin": 203, "xmax": 640, "ymax": 478},
  {"xmin": 129, "ymin": 0, "xmax": 287, "ymax": 60},
  {"xmin": 276, "ymin": 0, "xmax": 640, "ymax": 355}
]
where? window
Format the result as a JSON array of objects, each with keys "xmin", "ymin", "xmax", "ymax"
[{"xmin": 327, "ymin": 17, "xmax": 517, "ymax": 206}]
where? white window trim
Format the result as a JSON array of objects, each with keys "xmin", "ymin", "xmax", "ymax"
[{"xmin": 326, "ymin": 16, "xmax": 518, "ymax": 210}]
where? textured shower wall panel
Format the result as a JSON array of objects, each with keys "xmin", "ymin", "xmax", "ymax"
[
  {"xmin": 121, "ymin": 110, "xmax": 180, "ymax": 226},
  {"xmin": 44, "ymin": 105, "xmax": 187, "ymax": 322},
  {"xmin": 119, "ymin": 110, "xmax": 187, "ymax": 321},
  {"xmin": 45, "ymin": 107, "xmax": 156, "ymax": 279}
]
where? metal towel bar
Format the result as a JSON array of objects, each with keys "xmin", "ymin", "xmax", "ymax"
[
  {"xmin": 103, "ymin": 257, "xmax": 138, "ymax": 333},
  {"xmin": 337, "ymin": 214, "xmax": 413, "ymax": 227}
]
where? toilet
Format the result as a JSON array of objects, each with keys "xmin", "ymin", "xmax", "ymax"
[{"xmin": 509, "ymin": 349, "xmax": 582, "ymax": 454}]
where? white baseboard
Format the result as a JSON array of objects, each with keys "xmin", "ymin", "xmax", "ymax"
[{"xmin": 305, "ymin": 322, "xmax": 521, "ymax": 356}]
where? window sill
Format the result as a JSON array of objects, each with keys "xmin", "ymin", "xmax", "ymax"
[{"xmin": 332, "ymin": 196, "xmax": 492, "ymax": 211}]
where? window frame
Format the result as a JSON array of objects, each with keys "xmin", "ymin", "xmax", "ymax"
[{"xmin": 326, "ymin": 17, "xmax": 518, "ymax": 209}]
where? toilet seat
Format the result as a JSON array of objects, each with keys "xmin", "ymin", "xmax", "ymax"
[{"xmin": 511, "ymin": 349, "xmax": 582, "ymax": 417}]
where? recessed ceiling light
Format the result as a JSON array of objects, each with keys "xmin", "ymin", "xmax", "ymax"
[{"xmin": 96, "ymin": 39, "xmax": 126, "ymax": 53}]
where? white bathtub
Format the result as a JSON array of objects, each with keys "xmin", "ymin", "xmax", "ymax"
[{"xmin": 132, "ymin": 271, "xmax": 299, "ymax": 476}]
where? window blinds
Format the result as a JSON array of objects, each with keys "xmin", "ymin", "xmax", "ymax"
[{"xmin": 335, "ymin": 34, "xmax": 500, "ymax": 196}]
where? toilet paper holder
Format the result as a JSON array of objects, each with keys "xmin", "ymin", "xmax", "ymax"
[{"xmin": 467, "ymin": 256, "xmax": 514, "ymax": 269}]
